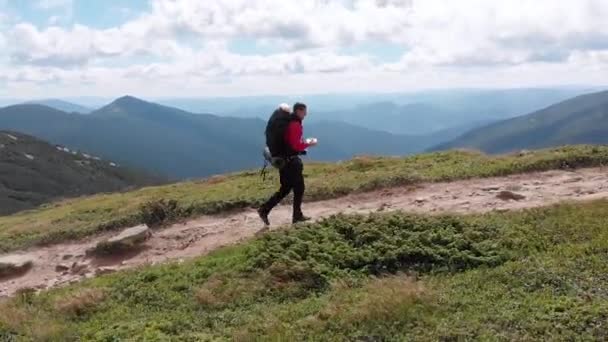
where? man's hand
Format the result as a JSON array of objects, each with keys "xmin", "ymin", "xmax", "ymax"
[{"xmin": 306, "ymin": 137, "xmax": 318, "ymax": 146}]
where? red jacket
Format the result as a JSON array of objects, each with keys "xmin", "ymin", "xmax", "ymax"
[{"xmin": 284, "ymin": 120, "xmax": 310, "ymax": 152}]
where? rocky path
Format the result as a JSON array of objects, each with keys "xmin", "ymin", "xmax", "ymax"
[{"xmin": 1, "ymin": 167, "xmax": 608, "ymax": 297}]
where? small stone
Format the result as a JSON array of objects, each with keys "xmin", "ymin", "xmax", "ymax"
[
  {"xmin": 496, "ymin": 191, "xmax": 526, "ymax": 201},
  {"xmin": 414, "ymin": 197, "xmax": 426, "ymax": 204},
  {"xmin": 95, "ymin": 267, "xmax": 117, "ymax": 276},
  {"xmin": 377, "ymin": 203, "xmax": 390, "ymax": 211},
  {"xmin": 55, "ymin": 264, "xmax": 70, "ymax": 272},
  {"xmin": 481, "ymin": 185, "xmax": 501, "ymax": 191},
  {"xmin": 506, "ymin": 184, "xmax": 523, "ymax": 192},
  {"xmin": 0, "ymin": 254, "xmax": 34, "ymax": 277},
  {"xmin": 62, "ymin": 254, "xmax": 73, "ymax": 260},
  {"xmin": 70, "ymin": 262, "xmax": 88, "ymax": 275}
]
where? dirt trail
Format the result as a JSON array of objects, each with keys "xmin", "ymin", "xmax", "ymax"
[{"xmin": 2, "ymin": 167, "xmax": 608, "ymax": 297}]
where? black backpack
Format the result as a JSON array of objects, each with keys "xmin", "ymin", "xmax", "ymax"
[
  {"xmin": 260, "ymin": 107, "xmax": 300, "ymax": 179},
  {"xmin": 265, "ymin": 108, "xmax": 293, "ymax": 158}
]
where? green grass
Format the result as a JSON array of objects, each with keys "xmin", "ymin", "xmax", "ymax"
[
  {"xmin": 2, "ymin": 198, "xmax": 608, "ymax": 341},
  {"xmin": 1, "ymin": 145, "xmax": 608, "ymax": 253}
]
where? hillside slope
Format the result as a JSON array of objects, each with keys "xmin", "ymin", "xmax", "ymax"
[
  {"xmin": 433, "ymin": 90, "xmax": 608, "ymax": 153},
  {"xmin": 2, "ymin": 149, "xmax": 608, "ymax": 340},
  {"xmin": 1, "ymin": 164, "xmax": 607, "ymax": 298},
  {"xmin": 0, "ymin": 131, "xmax": 164, "ymax": 215}
]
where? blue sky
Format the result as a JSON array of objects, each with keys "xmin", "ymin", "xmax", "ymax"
[
  {"xmin": 1, "ymin": 0, "xmax": 607, "ymax": 98},
  {"xmin": 6, "ymin": 1, "xmax": 148, "ymax": 28}
]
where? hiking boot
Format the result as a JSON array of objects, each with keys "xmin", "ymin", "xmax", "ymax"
[
  {"xmin": 292, "ymin": 215, "xmax": 311, "ymax": 224},
  {"xmin": 257, "ymin": 208, "xmax": 270, "ymax": 226}
]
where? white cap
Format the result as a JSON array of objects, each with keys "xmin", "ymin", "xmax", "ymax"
[{"xmin": 279, "ymin": 103, "xmax": 292, "ymax": 112}]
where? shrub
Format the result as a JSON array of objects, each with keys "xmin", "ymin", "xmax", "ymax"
[{"xmin": 139, "ymin": 199, "xmax": 185, "ymax": 228}]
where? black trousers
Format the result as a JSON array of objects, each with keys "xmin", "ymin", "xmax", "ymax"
[{"xmin": 260, "ymin": 157, "xmax": 305, "ymax": 218}]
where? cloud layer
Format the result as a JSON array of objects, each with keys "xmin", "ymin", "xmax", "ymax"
[{"xmin": 1, "ymin": 0, "xmax": 608, "ymax": 97}]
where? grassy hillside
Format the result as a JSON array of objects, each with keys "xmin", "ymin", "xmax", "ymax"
[
  {"xmin": 2, "ymin": 196, "xmax": 608, "ymax": 340},
  {"xmin": 433, "ymin": 90, "xmax": 608, "ymax": 153},
  {"xmin": 0, "ymin": 131, "xmax": 164, "ymax": 215},
  {"xmin": 1, "ymin": 145, "xmax": 608, "ymax": 253}
]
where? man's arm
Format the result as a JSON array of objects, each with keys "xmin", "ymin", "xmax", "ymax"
[{"xmin": 285, "ymin": 121, "xmax": 310, "ymax": 152}]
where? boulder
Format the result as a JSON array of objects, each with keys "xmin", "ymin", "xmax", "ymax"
[
  {"xmin": 89, "ymin": 224, "xmax": 152, "ymax": 255},
  {"xmin": 107, "ymin": 225, "xmax": 151, "ymax": 245},
  {"xmin": 0, "ymin": 254, "xmax": 34, "ymax": 277}
]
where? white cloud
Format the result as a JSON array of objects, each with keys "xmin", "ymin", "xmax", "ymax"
[
  {"xmin": 2, "ymin": 0, "xmax": 608, "ymax": 97},
  {"xmin": 388, "ymin": 0, "xmax": 608, "ymax": 69}
]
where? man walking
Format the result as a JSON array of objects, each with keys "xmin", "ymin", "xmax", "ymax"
[{"xmin": 258, "ymin": 102, "xmax": 317, "ymax": 227}]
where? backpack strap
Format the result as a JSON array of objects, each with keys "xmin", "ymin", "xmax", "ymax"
[{"xmin": 260, "ymin": 160, "xmax": 268, "ymax": 181}]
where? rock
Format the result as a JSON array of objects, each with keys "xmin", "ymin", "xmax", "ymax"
[
  {"xmin": 70, "ymin": 262, "xmax": 88, "ymax": 275},
  {"xmin": 107, "ymin": 225, "xmax": 151, "ymax": 245},
  {"xmin": 0, "ymin": 254, "xmax": 34, "ymax": 277},
  {"xmin": 506, "ymin": 184, "xmax": 523, "ymax": 192},
  {"xmin": 95, "ymin": 267, "xmax": 117, "ymax": 276},
  {"xmin": 414, "ymin": 197, "xmax": 426, "ymax": 204},
  {"xmin": 62, "ymin": 254, "xmax": 73, "ymax": 260},
  {"xmin": 481, "ymin": 185, "xmax": 501, "ymax": 191},
  {"xmin": 377, "ymin": 203, "xmax": 390, "ymax": 211},
  {"xmin": 55, "ymin": 264, "xmax": 70, "ymax": 272},
  {"xmin": 89, "ymin": 224, "xmax": 152, "ymax": 255},
  {"xmin": 496, "ymin": 191, "xmax": 526, "ymax": 201}
]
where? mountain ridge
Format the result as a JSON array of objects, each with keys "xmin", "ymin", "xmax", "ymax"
[{"xmin": 431, "ymin": 89, "xmax": 608, "ymax": 153}]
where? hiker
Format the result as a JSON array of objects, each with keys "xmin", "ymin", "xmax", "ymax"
[{"xmin": 258, "ymin": 102, "xmax": 317, "ymax": 226}]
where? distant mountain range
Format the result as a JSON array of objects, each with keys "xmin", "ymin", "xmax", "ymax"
[
  {"xmin": 0, "ymin": 96, "xmax": 437, "ymax": 179},
  {"xmin": 3, "ymin": 88, "xmax": 607, "ymax": 181},
  {"xmin": 0, "ymin": 130, "xmax": 164, "ymax": 215},
  {"xmin": 432, "ymin": 90, "xmax": 608, "ymax": 153},
  {"xmin": 23, "ymin": 99, "xmax": 93, "ymax": 114},
  {"xmin": 207, "ymin": 88, "xmax": 596, "ymax": 136}
]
